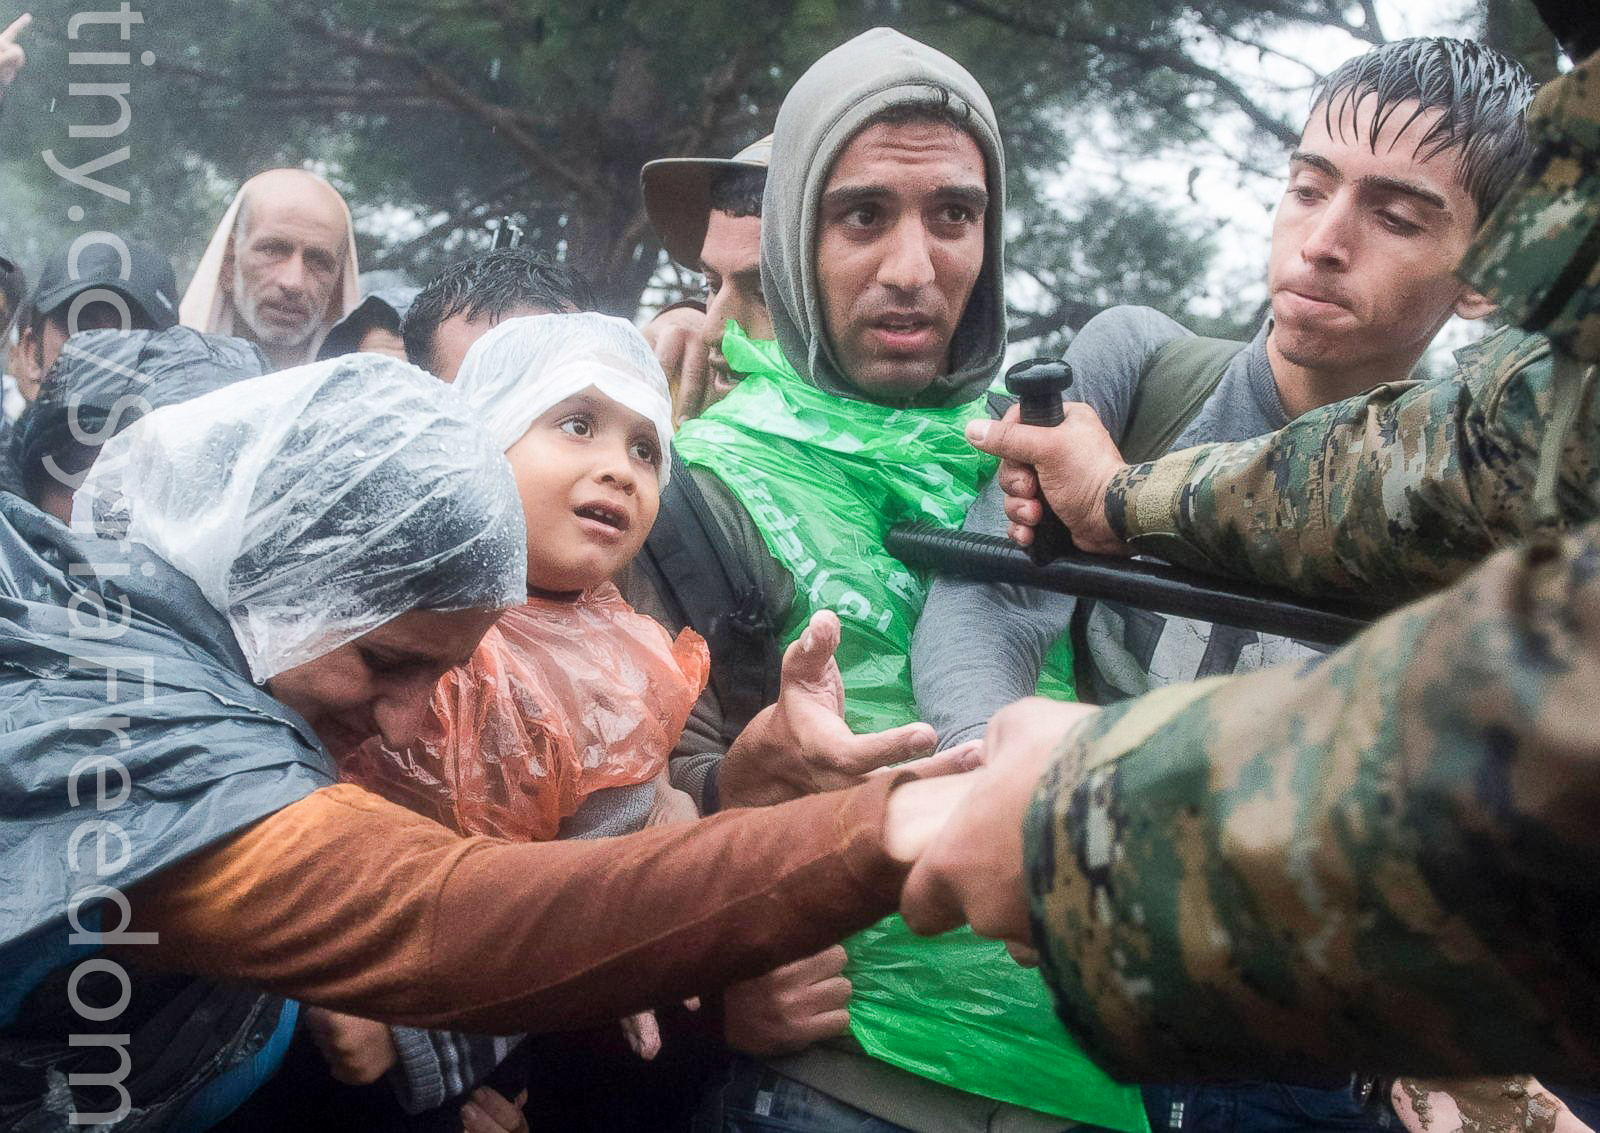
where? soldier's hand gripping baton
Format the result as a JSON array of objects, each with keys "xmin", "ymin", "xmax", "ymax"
[
  {"xmin": 1003, "ymin": 357, "xmax": 1075, "ymax": 564},
  {"xmin": 925, "ymin": 356, "xmax": 1387, "ymax": 645}
]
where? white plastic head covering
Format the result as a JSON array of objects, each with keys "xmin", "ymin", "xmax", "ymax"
[
  {"xmin": 451, "ymin": 312, "xmax": 674, "ymax": 487},
  {"xmin": 73, "ymin": 354, "xmax": 528, "ymax": 682}
]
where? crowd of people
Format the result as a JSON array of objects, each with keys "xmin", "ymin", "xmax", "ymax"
[{"xmin": 0, "ymin": 6, "xmax": 1598, "ymax": 1133}]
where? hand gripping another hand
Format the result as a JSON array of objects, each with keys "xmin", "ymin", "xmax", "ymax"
[{"xmin": 897, "ymin": 698, "xmax": 1099, "ymax": 949}]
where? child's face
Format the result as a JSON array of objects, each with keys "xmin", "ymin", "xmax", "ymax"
[{"xmin": 505, "ymin": 388, "xmax": 663, "ymax": 592}]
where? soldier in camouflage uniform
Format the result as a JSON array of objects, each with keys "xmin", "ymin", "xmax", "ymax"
[{"xmin": 901, "ymin": 0, "xmax": 1600, "ymax": 1101}]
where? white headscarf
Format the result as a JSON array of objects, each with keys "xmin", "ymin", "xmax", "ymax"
[
  {"xmin": 179, "ymin": 169, "xmax": 362, "ymax": 369},
  {"xmin": 452, "ymin": 313, "xmax": 675, "ymax": 486},
  {"xmin": 74, "ymin": 354, "xmax": 527, "ymax": 682}
]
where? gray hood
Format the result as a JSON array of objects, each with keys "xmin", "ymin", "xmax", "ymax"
[{"xmin": 760, "ymin": 27, "xmax": 1007, "ymax": 408}]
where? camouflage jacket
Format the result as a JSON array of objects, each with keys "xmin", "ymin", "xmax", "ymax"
[
  {"xmin": 1022, "ymin": 35, "xmax": 1600, "ymax": 1087},
  {"xmin": 1101, "ymin": 325, "xmax": 1599, "ymax": 603},
  {"xmin": 1023, "ymin": 516, "xmax": 1600, "ymax": 1083}
]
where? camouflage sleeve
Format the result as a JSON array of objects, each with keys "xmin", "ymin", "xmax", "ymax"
[
  {"xmin": 1023, "ymin": 518, "xmax": 1600, "ymax": 1084},
  {"xmin": 1103, "ymin": 329, "xmax": 1599, "ymax": 602}
]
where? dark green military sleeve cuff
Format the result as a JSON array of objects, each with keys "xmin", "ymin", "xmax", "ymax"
[{"xmin": 1104, "ymin": 452, "xmax": 1211, "ymax": 560}]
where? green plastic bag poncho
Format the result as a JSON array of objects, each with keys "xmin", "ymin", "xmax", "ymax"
[{"xmin": 674, "ymin": 327, "xmax": 1146, "ymax": 1132}]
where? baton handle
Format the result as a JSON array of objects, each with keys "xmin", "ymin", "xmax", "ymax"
[{"xmin": 1003, "ymin": 357, "xmax": 1075, "ymax": 565}]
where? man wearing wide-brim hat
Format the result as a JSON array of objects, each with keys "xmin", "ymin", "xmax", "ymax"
[{"xmin": 641, "ymin": 135, "xmax": 774, "ymax": 424}]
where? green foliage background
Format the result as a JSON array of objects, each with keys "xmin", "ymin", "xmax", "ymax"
[{"xmin": 0, "ymin": 0, "xmax": 1556, "ymax": 342}]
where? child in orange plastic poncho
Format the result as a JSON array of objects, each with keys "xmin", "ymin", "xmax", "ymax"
[
  {"xmin": 322, "ymin": 314, "xmax": 709, "ymax": 1115},
  {"xmin": 341, "ymin": 311, "xmax": 706, "ymax": 840}
]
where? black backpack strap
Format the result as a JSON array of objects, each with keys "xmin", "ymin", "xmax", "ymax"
[
  {"xmin": 0, "ymin": 965, "xmax": 277, "ymax": 1126},
  {"xmin": 985, "ymin": 390, "xmax": 1018, "ymax": 419},
  {"xmin": 641, "ymin": 452, "xmax": 782, "ymax": 743}
]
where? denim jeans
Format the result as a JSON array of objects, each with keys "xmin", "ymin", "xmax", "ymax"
[
  {"xmin": 695, "ymin": 1059, "xmax": 916, "ymax": 1133},
  {"xmin": 697, "ymin": 1056, "xmax": 1407, "ymax": 1133},
  {"xmin": 1555, "ymin": 1087, "xmax": 1600, "ymax": 1128},
  {"xmin": 1140, "ymin": 1082, "xmax": 1397, "ymax": 1133},
  {"xmin": 1144, "ymin": 1080, "xmax": 1600, "ymax": 1132},
  {"xmin": 695, "ymin": 1054, "xmax": 1137, "ymax": 1132}
]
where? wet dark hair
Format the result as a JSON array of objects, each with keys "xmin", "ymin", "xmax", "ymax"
[
  {"xmin": 709, "ymin": 166, "xmax": 767, "ymax": 219},
  {"xmin": 401, "ymin": 249, "xmax": 597, "ymax": 374},
  {"xmin": 864, "ymin": 86, "xmax": 975, "ymax": 135},
  {"xmin": 1310, "ymin": 37, "xmax": 1535, "ymax": 224}
]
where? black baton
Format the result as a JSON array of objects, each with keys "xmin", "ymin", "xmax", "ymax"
[{"xmin": 886, "ymin": 522, "xmax": 1386, "ymax": 648}]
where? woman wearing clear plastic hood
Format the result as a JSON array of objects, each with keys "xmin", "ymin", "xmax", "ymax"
[{"xmin": 0, "ymin": 353, "xmax": 964, "ymax": 1130}]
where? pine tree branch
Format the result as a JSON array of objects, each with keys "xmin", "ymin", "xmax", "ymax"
[
  {"xmin": 616, "ymin": 39, "xmax": 768, "ymax": 272},
  {"xmin": 285, "ymin": 12, "xmax": 600, "ymax": 199},
  {"xmin": 146, "ymin": 57, "xmax": 439, "ymax": 112},
  {"xmin": 1006, "ymin": 299, "xmax": 1107, "ymax": 342},
  {"xmin": 1349, "ymin": 0, "xmax": 1388, "ymax": 46},
  {"xmin": 947, "ymin": 0, "xmax": 1301, "ymax": 147},
  {"xmin": 364, "ymin": 171, "xmax": 534, "ymax": 270},
  {"xmin": 1204, "ymin": 27, "xmax": 1323, "ymax": 81}
]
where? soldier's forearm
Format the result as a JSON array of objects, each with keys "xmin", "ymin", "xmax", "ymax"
[
  {"xmin": 1024, "ymin": 521, "xmax": 1600, "ymax": 1085},
  {"xmin": 1107, "ymin": 382, "xmax": 1471, "ymax": 602},
  {"xmin": 1107, "ymin": 331, "xmax": 1568, "ymax": 605}
]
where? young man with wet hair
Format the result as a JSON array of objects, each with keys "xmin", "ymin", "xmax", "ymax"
[
  {"xmin": 917, "ymin": 36, "xmax": 1535, "ymax": 730},
  {"xmin": 400, "ymin": 248, "xmax": 596, "ymax": 381},
  {"xmin": 912, "ymin": 35, "xmax": 1541, "ymax": 1133},
  {"xmin": 906, "ymin": 11, "xmax": 1600, "ymax": 1125}
]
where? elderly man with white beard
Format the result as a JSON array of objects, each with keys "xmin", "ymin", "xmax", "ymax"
[{"xmin": 180, "ymin": 168, "xmax": 360, "ymax": 371}]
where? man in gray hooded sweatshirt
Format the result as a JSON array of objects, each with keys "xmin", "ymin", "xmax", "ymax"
[{"xmin": 651, "ymin": 26, "xmax": 1144, "ymax": 1133}]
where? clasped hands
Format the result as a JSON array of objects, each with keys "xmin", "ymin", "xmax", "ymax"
[{"xmin": 888, "ymin": 696, "xmax": 1095, "ymax": 952}]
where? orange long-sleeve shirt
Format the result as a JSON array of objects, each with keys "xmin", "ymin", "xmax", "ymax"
[{"xmin": 118, "ymin": 777, "xmax": 905, "ymax": 1034}]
